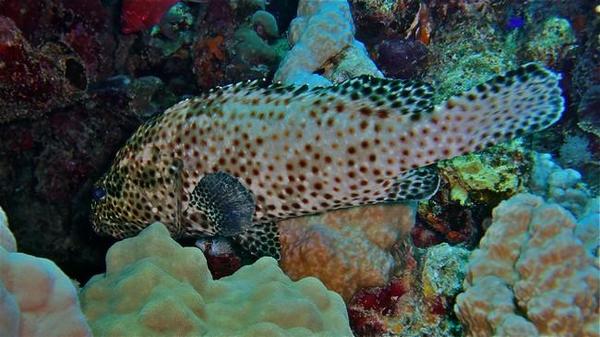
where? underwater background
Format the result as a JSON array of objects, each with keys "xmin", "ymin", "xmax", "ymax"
[{"xmin": 0, "ymin": 0, "xmax": 598, "ymax": 336}]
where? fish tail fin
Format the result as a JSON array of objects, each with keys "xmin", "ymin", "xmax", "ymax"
[{"xmin": 403, "ymin": 63, "xmax": 564, "ymax": 168}]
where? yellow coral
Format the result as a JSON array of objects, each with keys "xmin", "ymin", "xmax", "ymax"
[{"xmin": 439, "ymin": 144, "xmax": 525, "ymax": 205}]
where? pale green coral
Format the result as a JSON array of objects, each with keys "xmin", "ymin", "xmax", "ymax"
[{"xmin": 80, "ymin": 223, "xmax": 352, "ymax": 337}]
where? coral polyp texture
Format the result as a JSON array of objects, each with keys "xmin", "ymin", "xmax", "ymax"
[
  {"xmin": 279, "ymin": 203, "xmax": 414, "ymax": 300},
  {"xmin": 0, "ymin": 208, "xmax": 92, "ymax": 337},
  {"xmin": 274, "ymin": 0, "xmax": 382, "ymax": 87},
  {"xmin": 80, "ymin": 222, "xmax": 353, "ymax": 337},
  {"xmin": 455, "ymin": 193, "xmax": 600, "ymax": 337}
]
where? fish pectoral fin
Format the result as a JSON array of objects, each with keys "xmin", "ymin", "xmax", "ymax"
[
  {"xmin": 235, "ymin": 222, "xmax": 281, "ymax": 260},
  {"xmin": 383, "ymin": 166, "xmax": 440, "ymax": 202},
  {"xmin": 190, "ymin": 172, "xmax": 255, "ymax": 237}
]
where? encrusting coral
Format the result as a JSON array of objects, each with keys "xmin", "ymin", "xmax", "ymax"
[
  {"xmin": 80, "ymin": 222, "xmax": 353, "ymax": 337},
  {"xmin": 0, "ymin": 207, "xmax": 92, "ymax": 337},
  {"xmin": 279, "ymin": 203, "xmax": 414, "ymax": 301},
  {"xmin": 455, "ymin": 193, "xmax": 599, "ymax": 337}
]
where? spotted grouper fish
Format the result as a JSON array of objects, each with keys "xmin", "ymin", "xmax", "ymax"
[{"xmin": 91, "ymin": 63, "xmax": 563, "ymax": 258}]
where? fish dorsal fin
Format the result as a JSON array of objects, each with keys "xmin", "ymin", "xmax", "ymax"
[
  {"xmin": 201, "ymin": 75, "xmax": 435, "ymax": 120},
  {"xmin": 321, "ymin": 75, "xmax": 435, "ymax": 118}
]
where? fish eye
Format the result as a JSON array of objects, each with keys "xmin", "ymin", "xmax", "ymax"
[{"xmin": 92, "ymin": 186, "xmax": 107, "ymax": 201}]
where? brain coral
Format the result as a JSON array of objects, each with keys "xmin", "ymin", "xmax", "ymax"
[
  {"xmin": 0, "ymin": 212, "xmax": 92, "ymax": 337},
  {"xmin": 80, "ymin": 222, "xmax": 353, "ymax": 337},
  {"xmin": 455, "ymin": 193, "xmax": 599, "ymax": 337},
  {"xmin": 279, "ymin": 203, "xmax": 414, "ymax": 301}
]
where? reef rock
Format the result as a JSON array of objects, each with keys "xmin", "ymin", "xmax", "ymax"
[
  {"xmin": 0, "ymin": 17, "xmax": 87, "ymax": 122},
  {"xmin": 80, "ymin": 222, "xmax": 352, "ymax": 337}
]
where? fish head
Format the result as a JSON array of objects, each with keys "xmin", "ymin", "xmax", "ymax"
[
  {"xmin": 90, "ymin": 143, "xmax": 180, "ymax": 239},
  {"xmin": 90, "ymin": 161, "xmax": 143, "ymax": 238}
]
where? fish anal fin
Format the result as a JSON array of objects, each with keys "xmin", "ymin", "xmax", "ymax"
[{"xmin": 235, "ymin": 221, "xmax": 281, "ymax": 260}]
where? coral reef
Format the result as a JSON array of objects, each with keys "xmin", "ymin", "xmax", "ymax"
[
  {"xmin": 559, "ymin": 134, "xmax": 593, "ymax": 169},
  {"xmin": 274, "ymin": 0, "xmax": 382, "ymax": 87},
  {"xmin": 195, "ymin": 237, "xmax": 242, "ymax": 279},
  {"xmin": 0, "ymin": 215, "xmax": 92, "ymax": 337},
  {"xmin": 0, "ymin": 4, "xmax": 597, "ymax": 337},
  {"xmin": 375, "ymin": 38, "xmax": 429, "ymax": 79},
  {"xmin": 279, "ymin": 203, "xmax": 414, "ymax": 301},
  {"xmin": 147, "ymin": 3, "xmax": 195, "ymax": 57},
  {"xmin": 522, "ymin": 17, "xmax": 576, "ymax": 68},
  {"xmin": 437, "ymin": 144, "xmax": 527, "ymax": 207},
  {"xmin": 425, "ymin": 17, "xmax": 517, "ymax": 100},
  {"xmin": 1, "ymin": 0, "xmax": 116, "ymax": 81},
  {"xmin": 348, "ymin": 243, "xmax": 468, "ymax": 337},
  {"xmin": 413, "ymin": 191, "xmax": 485, "ymax": 248},
  {"xmin": 0, "ymin": 88, "xmax": 143, "ymax": 282},
  {"xmin": 230, "ymin": 8, "xmax": 286, "ymax": 79},
  {"xmin": 413, "ymin": 143, "xmax": 529, "ymax": 249},
  {"xmin": 529, "ymin": 153, "xmax": 591, "ymax": 217},
  {"xmin": 192, "ymin": 0, "xmax": 286, "ymax": 90},
  {"xmin": 80, "ymin": 222, "xmax": 353, "ymax": 337},
  {"xmin": 0, "ymin": 17, "xmax": 87, "ymax": 122},
  {"xmin": 575, "ymin": 197, "xmax": 600, "ymax": 258},
  {"xmin": 455, "ymin": 193, "xmax": 599, "ymax": 337}
]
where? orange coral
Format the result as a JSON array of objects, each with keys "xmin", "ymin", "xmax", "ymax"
[{"xmin": 279, "ymin": 203, "xmax": 415, "ymax": 301}]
